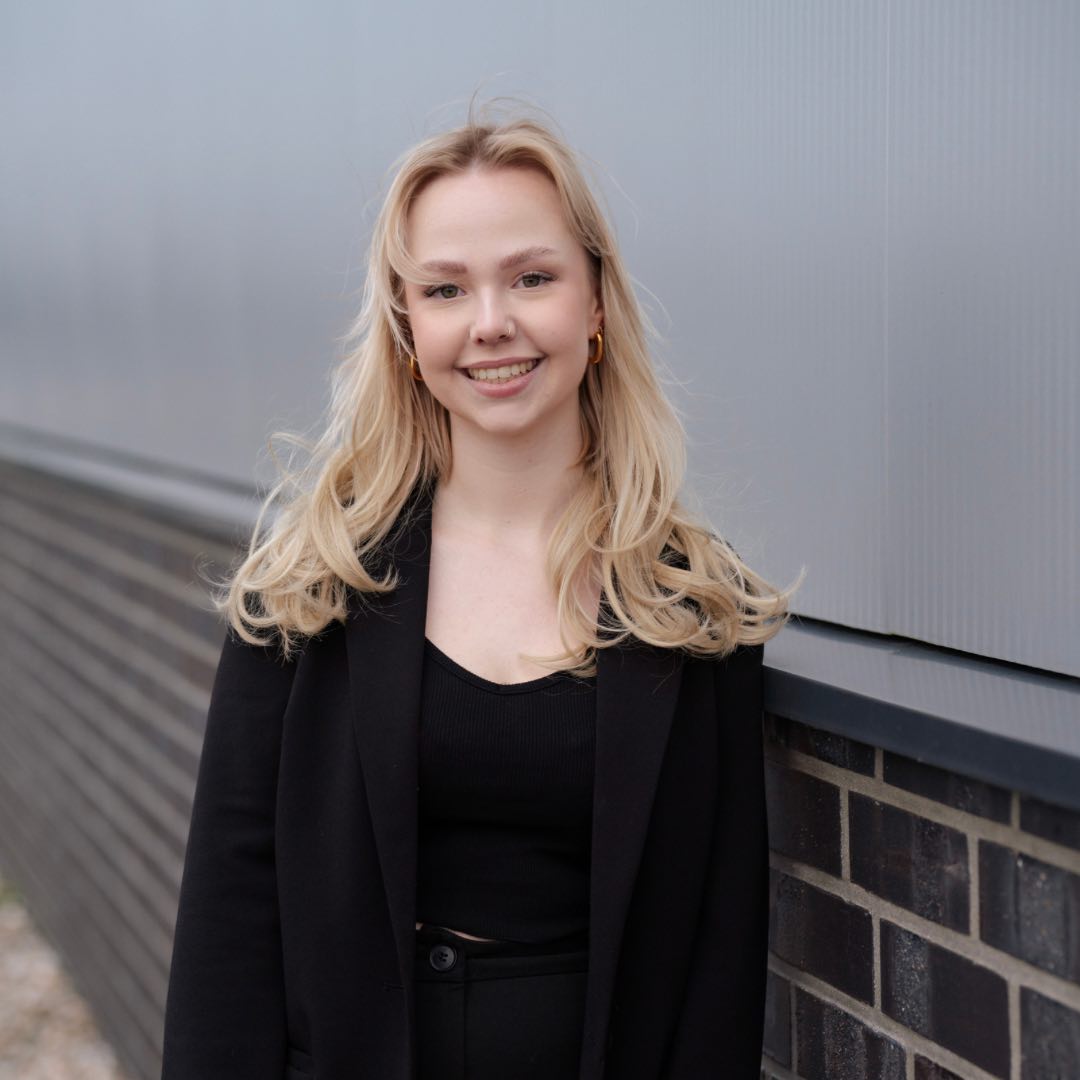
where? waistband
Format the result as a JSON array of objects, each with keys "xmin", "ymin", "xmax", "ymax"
[{"xmin": 414, "ymin": 924, "xmax": 590, "ymax": 982}]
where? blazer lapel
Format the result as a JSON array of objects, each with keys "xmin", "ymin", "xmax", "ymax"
[
  {"xmin": 344, "ymin": 484, "xmax": 684, "ymax": 1074},
  {"xmin": 581, "ymin": 631, "xmax": 683, "ymax": 1073},
  {"xmin": 345, "ymin": 487, "xmax": 433, "ymax": 998}
]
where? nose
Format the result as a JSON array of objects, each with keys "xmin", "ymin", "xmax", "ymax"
[{"xmin": 471, "ymin": 292, "xmax": 514, "ymax": 345}]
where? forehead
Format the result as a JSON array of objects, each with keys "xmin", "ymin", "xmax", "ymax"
[{"xmin": 405, "ymin": 166, "xmax": 578, "ymax": 258}]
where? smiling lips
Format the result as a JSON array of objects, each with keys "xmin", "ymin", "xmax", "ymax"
[{"xmin": 464, "ymin": 358, "xmax": 542, "ymax": 382}]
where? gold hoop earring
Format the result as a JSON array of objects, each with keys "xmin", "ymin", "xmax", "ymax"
[
  {"xmin": 408, "ymin": 355, "xmax": 424, "ymax": 382},
  {"xmin": 588, "ymin": 327, "xmax": 604, "ymax": 365}
]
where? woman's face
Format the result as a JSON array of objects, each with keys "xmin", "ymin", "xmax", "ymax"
[{"xmin": 402, "ymin": 165, "xmax": 603, "ymax": 443}]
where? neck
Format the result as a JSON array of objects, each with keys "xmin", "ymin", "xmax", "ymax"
[{"xmin": 434, "ymin": 417, "xmax": 586, "ymax": 550}]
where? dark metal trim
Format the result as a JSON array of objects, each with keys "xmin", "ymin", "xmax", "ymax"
[{"xmin": 765, "ymin": 618, "xmax": 1080, "ymax": 814}]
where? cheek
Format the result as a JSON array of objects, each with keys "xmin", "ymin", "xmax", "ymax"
[
  {"xmin": 540, "ymin": 310, "xmax": 591, "ymax": 357},
  {"xmin": 409, "ymin": 314, "xmax": 455, "ymax": 359}
]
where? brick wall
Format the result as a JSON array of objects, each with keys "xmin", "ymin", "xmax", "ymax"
[{"xmin": 762, "ymin": 712, "xmax": 1080, "ymax": 1080}]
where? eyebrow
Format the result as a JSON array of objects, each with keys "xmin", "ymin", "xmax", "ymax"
[{"xmin": 418, "ymin": 245, "xmax": 559, "ymax": 276}]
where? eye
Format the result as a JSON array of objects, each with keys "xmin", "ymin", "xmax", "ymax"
[
  {"xmin": 423, "ymin": 283, "xmax": 462, "ymax": 300},
  {"xmin": 518, "ymin": 272, "xmax": 554, "ymax": 289}
]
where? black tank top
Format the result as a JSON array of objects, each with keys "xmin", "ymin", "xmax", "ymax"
[{"xmin": 416, "ymin": 637, "xmax": 597, "ymax": 944}]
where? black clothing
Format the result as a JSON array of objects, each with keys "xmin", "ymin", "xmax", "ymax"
[
  {"xmin": 414, "ymin": 923, "xmax": 589, "ymax": 1080},
  {"xmin": 416, "ymin": 637, "xmax": 596, "ymax": 944},
  {"xmin": 161, "ymin": 482, "xmax": 769, "ymax": 1079}
]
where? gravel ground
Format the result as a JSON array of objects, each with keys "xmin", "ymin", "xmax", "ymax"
[{"xmin": 0, "ymin": 876, "xmax": 131, "ymax": 1080}]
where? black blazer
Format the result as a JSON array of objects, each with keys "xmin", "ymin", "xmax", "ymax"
[{"xmin": 161, "ymin": 485, "xmax": 768, "ymax": 1079}]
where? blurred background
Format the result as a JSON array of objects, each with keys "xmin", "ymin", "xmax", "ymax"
[{"xmin": 1, "ymin": 2, "xmax": 1077, "ymax": 1078}]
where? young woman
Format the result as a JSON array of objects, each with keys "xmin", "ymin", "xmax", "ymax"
[{"xmin": 161, "ymin": 108, "xmax": 799, "ymax": 1080}]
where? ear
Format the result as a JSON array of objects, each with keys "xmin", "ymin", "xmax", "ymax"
[{"xmin": 590, "ymin": 293, "xmax": 604, "ymax": 335}]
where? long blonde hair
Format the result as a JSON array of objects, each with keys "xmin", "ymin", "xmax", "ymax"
[{"xmin": 214, "ymin": 105, "xmax": 802, "ymax": 676}]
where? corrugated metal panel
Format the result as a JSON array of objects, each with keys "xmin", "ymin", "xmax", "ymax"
[
  {"xmin": 1, "ymin": 1, "xmax": 1076, "ymax": 673},
  {"xmin": 886, "ymin": 1, "xmax": 1080, "ymax": 673}
]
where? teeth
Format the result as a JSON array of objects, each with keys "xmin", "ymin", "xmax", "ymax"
[{"xmin": 467, "ymin": 359, "xmax": 539, "ymax": 381}]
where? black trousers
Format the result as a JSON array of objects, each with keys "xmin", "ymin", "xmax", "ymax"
[{"xmin": 414, "ymin": 925, "xmax": 590, "ymax": 1080}]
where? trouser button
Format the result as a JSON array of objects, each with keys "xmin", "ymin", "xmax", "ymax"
[{"xmin": 429, "ymin": 943, "xmax": 457, "ymax": 971}]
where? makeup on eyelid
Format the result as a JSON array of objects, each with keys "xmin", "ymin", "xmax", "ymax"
[
  {"xmin": 402, "ymin": 166, "xmax": 603, "ymax": 437},
  {"xmin": 423, "ymin": 271, "xmax": 555, "ymax": 300}
]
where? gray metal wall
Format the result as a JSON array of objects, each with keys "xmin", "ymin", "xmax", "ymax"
[
  {"xmin": 0, "ymin": 460, "xmax": 234, "ymax": 1080},
  {"xmin": 2, "ymin": 4, "xmax": 1076, "ymax": 666}
]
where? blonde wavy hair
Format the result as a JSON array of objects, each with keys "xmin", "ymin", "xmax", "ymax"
[{"xmin": 214, "ymin": 105, "xmax": 803, "ymax": 676}]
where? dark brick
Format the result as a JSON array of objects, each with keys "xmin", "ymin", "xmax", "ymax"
[
  {"xmin": 979, "ymin": 840, "xmax": 1080, "ymax": 981},
  {"xmin": 883, "ymin": 752, "xmax": 1010, "ymax": 822},
  {"xmin": 795, "ymin": 989, "xmax": 905, "ymax": 1079},
  {"xmin": 764, "ymin": 760, "xmax": 842, "ymax": 875},
  {"xmin": 764, "ymin": 713, "xmax": 875, "ymax": 774},
  {"xmin": 768, "ymin": 869, "xmax": 874, "ymax": 1003},
  {"xmin": 914, "ymin": 1056, "xmax": 966, "ymax": 1080},
  {"xmin": 881, "ymin": 921, "xmax": 1009, "ymax": 1078},
  {"xmin": 1020, "ymin": 988, "xmax": 1080, "ymax": 1080},
  {"xmin": 762, "ymin": 968, "xmax": 791, "ymax": 1067},
  {"xmin": 1020, "ymin": 795, "xmax": 1080, "ymax": 852},
  {"xmin": 849, "ymin": 792, "xmax": 969, "ymax": 931}
]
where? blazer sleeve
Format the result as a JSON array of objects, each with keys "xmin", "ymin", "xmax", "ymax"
[
  {"xmin": 161, "ymin": 627, "xmax": 298, "ymax": 1079},
  {"xmin": 662, "ymin": 642, "xmax": 769, "ymax": 1079}
]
